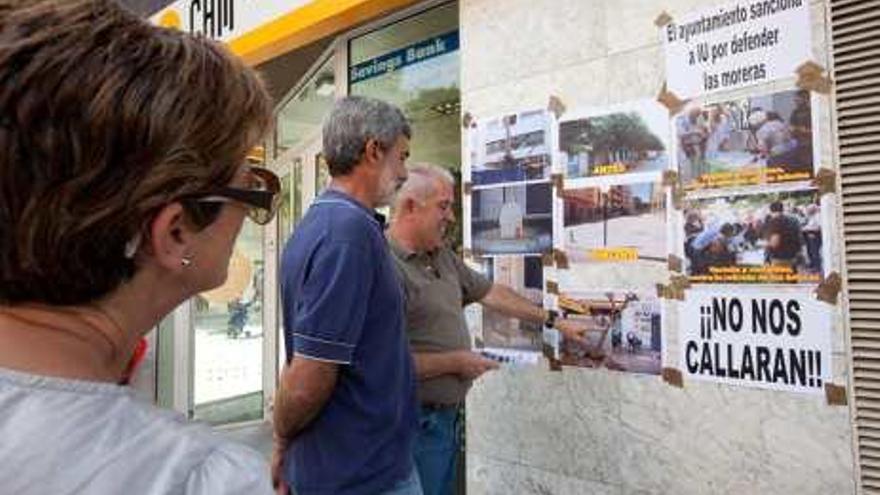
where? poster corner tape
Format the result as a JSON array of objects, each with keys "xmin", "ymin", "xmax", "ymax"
[
  {"xmin": 656, "ymin": 83, "xmax": 687, "ymax": 115},
  {"xmin": 662, "ymin": 170, "xmax": 680, "ymax": 187},
  {"xmin": 553, "ymin": 249, "xmax": 570, "ymax": 269},
  {"xmin": 662, "ymin": 367, "xmax": 684, "ymax": 388},
  {"xmin": 796, "ymin": 61, "xmax": 832, "ymax": 94},
  {"xmin": 546, "ymin": 280, "xmax": 560, "ymax": 295},
  {"xmin": 811, "ymin": 167, "xmax": 837, "ymax": 195},
  {"xmin": 824, "ymin": 383, "xmax": 847, "ymax": 406},
  {"xmin": 462, "ymin": 111, "xmax": 474, "ymax": 129},
  {"xmin": 668, "ymin": 254, "xmax": 683, "ymax": 273},
  {"xmin": 815, "ymin": 272, "xmax": 842, "ymax": 305},
  {"xmin": 547, "ymin": 95, "xmax": 567, "ymax": 119},
  {"xmin": 654, "ymin": 11, "xmax": 673, "ymax": 28}
]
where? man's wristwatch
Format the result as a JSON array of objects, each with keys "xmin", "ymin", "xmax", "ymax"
[{"xmin": 544, "ymin": 309, "xmax": 558, "ymax": 328}]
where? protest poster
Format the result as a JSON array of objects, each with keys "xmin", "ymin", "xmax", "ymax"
[
  {"xmin": 683, "ymin": 189, "xmax": 822, "ymax": 284},
  {"xmin": 481, "ymin": 256, "xmax": 545, "ymax": 351},
  {"xmin": 471, "ymin": 181, "xmax": 553, "ymax": 255},
  {"xmin": 559, "ymin": 101, "xmax": 669, "ymax": 179},
  {"xmin": 469, "ymin": 109, "xmax": 553, "ymax": 186},
  {"xmin": 562, "ymin": 181, "xmax": 667, "ymax": 265},
  {"xmin": 555, "ymin": 290, "xmax": 662, "ymax": 375},
  {"xmin": 676, "ymin": 89, "xmax": 815, "ymax": 190},
  {"xmin": 680, "ymin": 289, "xmax": 831, "ymax": 394},
  {"xmin": 662, "ymin": 0, "xmax": 811, "ymax": 97}
]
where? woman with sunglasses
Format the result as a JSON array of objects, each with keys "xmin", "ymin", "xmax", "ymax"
[{"xmin": 0, "ymin": 1, "xmax": 279, "ymax": 493}]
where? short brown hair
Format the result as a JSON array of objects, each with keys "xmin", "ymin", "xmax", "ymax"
[{"xmin": 0, "ymin": 0, "xmax": 272, "ymax": 305}]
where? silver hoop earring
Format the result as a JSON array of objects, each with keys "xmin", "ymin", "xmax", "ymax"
[{"xmin": 181, "ymin": 257, "xmax": 192, "ymax": 267}]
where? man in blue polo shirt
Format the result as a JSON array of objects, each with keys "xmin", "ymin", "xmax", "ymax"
[{"xmin": 273, "ymin": 96, "xmax": 419, "ymax": 495}]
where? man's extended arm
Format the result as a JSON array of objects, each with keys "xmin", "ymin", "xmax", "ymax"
[
  {"xmin": 413, "ymin": 350, "xmax": 498, "ymax": 381},
  {"xmin": 481, "ymin": 283, "xmax": 588, "ymax": 344}
]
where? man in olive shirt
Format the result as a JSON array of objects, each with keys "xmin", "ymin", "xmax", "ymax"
[{"xmin": 387, "ymin": 164, "xmax": 588, "ymax": 495}]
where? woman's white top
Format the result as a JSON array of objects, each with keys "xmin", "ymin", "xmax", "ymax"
[{"xmin": 0, "ymin": 367, "xmax": 272, "ymax": 494}]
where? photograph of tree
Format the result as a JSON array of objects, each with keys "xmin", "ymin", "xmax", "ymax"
[{"xmin": 559, "ymin": 101, "xmax": 669, "ymax": 179}]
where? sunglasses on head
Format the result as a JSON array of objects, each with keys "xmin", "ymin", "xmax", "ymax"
[{"xmin": 188, "ymin": 166, "xmax": 281, "ymax": 225}]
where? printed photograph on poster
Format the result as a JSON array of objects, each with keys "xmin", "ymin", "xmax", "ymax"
[
  {"xmin": 684, "ymin": 189, "xmax": 822, "ymax": 284},
  {"xmin": 470, "ymin": 109, "xmax": 553, "ymax": 186},
  {"xmin": 562, "ymin": 181, "xmax": 666, "ymax": 264},
  {"xmin": 676, "ymin": 89, "xmax": 814, "ymax": 190},
  {"xmin": 559, "ymin": 101, "xmax": 669, "ymax": 179},
  {"xmin": 555, "ymin": 290, "xmax": 662, "ymax": 375},
  {"xmin": 471, "ymin": 181, "xmax": 553, "ymax": 254},
  {"xmin": 480, "ymin": 256, "xmax": 544, "ymax": 351},
  {"xmin": 680, "ymin": 290, "xmax": 832, "ymax": 394}
]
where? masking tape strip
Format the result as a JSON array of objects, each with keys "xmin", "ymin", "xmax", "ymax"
[
  {"xmin": 546, "ymin": 280, "xmax": 560, "ymax": 295},
  {"xmin": 796, "ymin": 61, "xmax": 832, "ymax": 95},
  {"xmin": 668, "ymin": 254, "xmax": 683, "ymax": 273},
  {"xmin": 548, "ymin": 95, "xmax": 567, "ymax": 119},
  {"xmin": 812, "ymin": 167, "xmax": 837, "ymax": 195},
  {"xmin": 554, "ymin": 249, "xmax": 570, "ymax": 270},
  {"xmin": 662, "ymin": 367, "xmax": 684, "ymax": 388},
  {"xmin": 654, "ymin": 11, "xmax": 673, "ymax": 28},
  {"xmin": 825, "ymin": 383, "xmax": 847, "ymax": 406},
  {"xmin": 462, "ymin": 111, "xmax": 475, "ymax": 129},
  {"xmin": 657, "ymin": 82, "xmax": 687, "ymax": 116},
  {"xmin": 815, "ymin": 272, "xmax": 842, "ymax": 305},
  {"xmin": 662, "ymin": 170, "xmax": 680, "ymax": 187}
]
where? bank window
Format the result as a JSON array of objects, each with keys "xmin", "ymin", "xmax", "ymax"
[
  {"xmin": 348, "ymin": 2, "xmax": 460, "ymax": 170},
  {"xmin": 276, "ymin": 56, "xmax": 336, "ymax": 156}
]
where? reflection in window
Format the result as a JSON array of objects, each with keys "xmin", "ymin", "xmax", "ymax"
[
  {"xmin": 276, "ymin": 57, "xmax": 336, "ymax": 156},
  {"xmin": 349, "ymin": 2, "xmax": 460, "ymax": 243},
  {"xmin": 192, "ymin": 220, "xmax": 264, "ymax": 425}
]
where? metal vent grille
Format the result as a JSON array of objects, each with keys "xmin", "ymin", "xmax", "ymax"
[{"xmin": 831, "ymin": 0, "xmax": 880, "ymax": 493}]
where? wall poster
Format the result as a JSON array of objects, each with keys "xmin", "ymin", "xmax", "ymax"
[
  {"xmin": 680, "ymin": 289, "xmax": 832, "ymax": 394},
  {"xmin": 682, "ymin": 189, "xmax": 823, "ymax": 284},
  {"xmin": 675, "ymin": 89, "xmax": 815, "ymax": 191}
]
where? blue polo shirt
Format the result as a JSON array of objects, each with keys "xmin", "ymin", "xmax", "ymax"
[{"xmin": 279, "ymin": 189, "xmax": 417, "ymax": 495}]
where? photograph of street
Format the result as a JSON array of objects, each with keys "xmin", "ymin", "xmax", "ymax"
[
  {"xmin": 481, "ymin": 256, "xmax": 544, "ymax": 351},
  {"xmin": 559, "ymin": 101, "xmax": 669, "ymax": 179},
  {"xmin": 556, "ymin": 290, "xmax": 662, "ymax": 375},
  {"xmin": 471, "ymin": 181, "xmax": 553, "ymax": 254},
  {"xmin": 562, "ymin": 181, "xmax": 666, "ymax": 263},
  {"xmin": 676, "ymin": 89, "xmax": 814, "ymax": 190},
  {"xmin": 471, "ymin": 109, "xmax": 553, "ymax": 186},
  {"xmin": 683, "ymin": 190, "xmax": 823, "ymax": 284}
]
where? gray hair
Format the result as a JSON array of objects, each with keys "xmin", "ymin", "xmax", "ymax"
[
  {"xmin": 322, "ymin": 96, "xmax": 411, "ymax": 177},
  {"xmin": 395, "ymin": 163, "xmax": 455, "ymax": 207}
]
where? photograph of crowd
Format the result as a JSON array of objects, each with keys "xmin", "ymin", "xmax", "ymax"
[
  {"xmin": 559, "ymin": 101, "xmax": 669, "ymax": 179},
  {"xmin": 676, "ymin": 89, "xmax": 814, "ymax": 190},
  {"xmin": 470, "ymin": 109, "xmax": 553, "ymax": 186},
  {"xmin": 470, "ymin": 182, "xmax": 553, "ymax": 254},
  {"xmin": 480, "ymin": 256, "xmax": 544, "ymax": 351},
  {"xmin": 562, "ymin": 182, "xmax": 666, "ymax": 263},
  {"xmin": 556, "ymin": 290, "xmax": 662, "ymax": 375},
  {"xmin": 683, "ymin": 190, "xmax": 823, "ymax": 284}
]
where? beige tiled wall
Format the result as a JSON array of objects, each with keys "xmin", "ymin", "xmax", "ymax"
[{"xmin": 461, "ymin": 0, "xmax": 855, "ymax": 493}]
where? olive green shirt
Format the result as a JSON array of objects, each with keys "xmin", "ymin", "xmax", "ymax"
[{"xmin": 388, "ymin": 239, "xmax": 493, "ymax": 405}]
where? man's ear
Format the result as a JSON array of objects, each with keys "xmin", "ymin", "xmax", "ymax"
[
  {"xmin": 146, "ymin": 202, "xmax": 194, "ymax": 272},
  {"xmin": 363, "ymin": 138, "xmax": 382, "ymax": 166}
]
